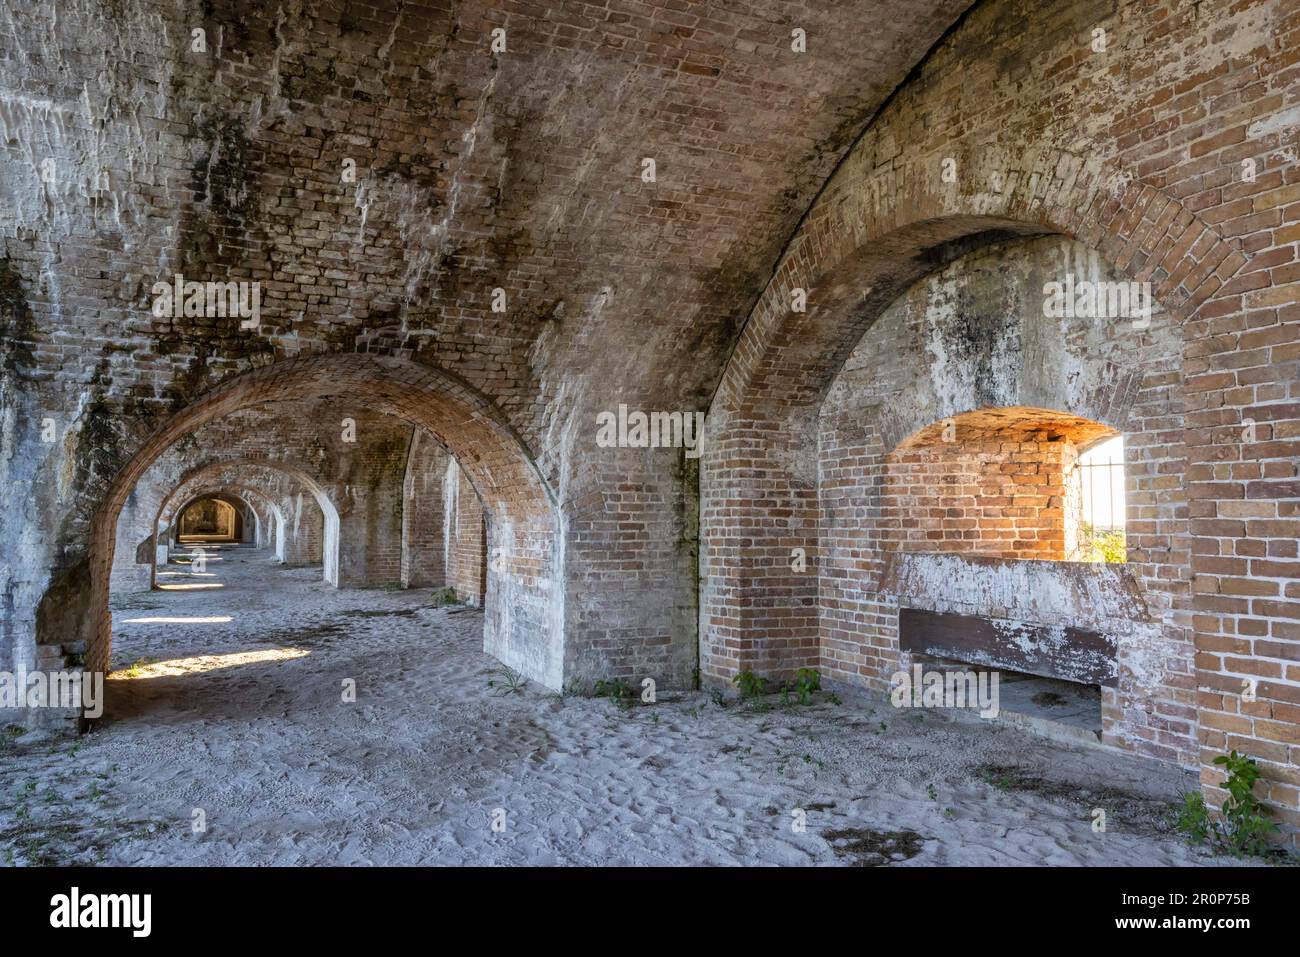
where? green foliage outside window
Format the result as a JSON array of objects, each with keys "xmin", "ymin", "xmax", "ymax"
[{"xmin": 1079, "ymin": 522, "xmax": 1125, "ymax": 563}]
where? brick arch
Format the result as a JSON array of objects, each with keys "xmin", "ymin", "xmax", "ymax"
[
  {"xmin": 158, "ymin": 459, "xmax": 335, "ymax": 529},
  {"xmin": 153, "ymin": 457, "xmax": 341, "ymax": 587},
  {"xmin": 714, "ymin": 147, "xmax": 1246, "ymax": 419},
  {"xmin": 159, "ymin": 472, "xmax": 317, "ymax": 581},
  {"xmin": 700, "ymin": 149, "xmax": 1250, "ymax": 686},
  {"xmin": 113, "ymin": 479, "xmax": 280, "ymax": 592},
  {"xmin": 168, "ymin": 486, "xmax": 282, "ymax": 553},
  {"xmin": 172, "ymin": 491, "xmax": 249, "ymax": 542},
  {"xmin": 63, "ymin": 353, "xmax": 562, "ymax": 687},
  {"xmin": 163, "ymin": 483, "xmax": 284, "ymax": 542}
]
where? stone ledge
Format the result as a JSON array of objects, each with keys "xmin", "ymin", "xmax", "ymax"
[{"xmin": 878, "ymin": 551, "xmax": 1154, "ymax": 632}]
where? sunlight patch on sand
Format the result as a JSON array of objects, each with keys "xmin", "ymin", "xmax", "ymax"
[
  {"xmin": 120, "ymin": 616, "xmax": 234, "ymax": 624},
  {"xmin": 108, "ymin": 647, "xmax": 309, "ymax": 680}
]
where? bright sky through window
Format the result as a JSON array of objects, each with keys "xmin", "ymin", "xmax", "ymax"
[{"xmin": 1078, "ymin": 435, "xmax": 1125, "ymax": 531}]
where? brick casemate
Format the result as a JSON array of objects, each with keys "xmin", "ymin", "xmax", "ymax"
[
  {"xmin": 0, "ymin": 0, "xmax": 1294, "ymax": 841},
  {"xmin": 700, "ymin": 0, "xmax": 1298, "ymax": 838}
]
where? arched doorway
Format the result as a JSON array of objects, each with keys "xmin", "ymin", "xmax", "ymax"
[
  {"xmin": 176, "ymin": 497, "xmax": 240, "ymax": 542},
  {"xmin": 149, "ymin": 458, "xmax": 341, "ymax": 587},
  {"xmin": 35, "ymin": 354, "xmax": 564, "ymax": 712}
]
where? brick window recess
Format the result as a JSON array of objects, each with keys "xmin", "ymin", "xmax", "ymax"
[
  {"xmin": 881, "ymin": 407, "xmax": 1123, "ymax": 564},
  {"xmin": 815, "ymin": 235, "xmax": 1193, "ymax": 770}
]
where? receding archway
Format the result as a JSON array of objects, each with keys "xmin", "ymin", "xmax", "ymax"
[
  {"xmin": 116, "ymin": 486, "xmax": 269, "ymax": 592},
  {"xmin": 54, "ymin": 354, "xmax": 562, "ymax": 695},
  {"xmin": 176, "ymin": 497, "xmax": 240, "ymax": 541},
  {"xmin": 151, "ymin": 458, "xmax": 340, "ymax": 587},
  {"xmin": 160, "ymin": 486, "xmax": 281, "ymax": 573},
  {"xmin": 163, "ymin": 485, "xmax": 281, "ymax": 556},
  {"xmin": 173, "ymin": 486, "xmax": 275, "ymax": 546}
]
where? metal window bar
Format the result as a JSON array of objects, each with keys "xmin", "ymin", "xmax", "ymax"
[{"xmin": 1075, "ymin": 459, "xmax": 1124, "ymax": 532}]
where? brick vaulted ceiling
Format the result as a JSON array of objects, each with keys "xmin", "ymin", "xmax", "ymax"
[{"xmin": 3, "ymin": 0, "xmax": 971, "ymax": 470}]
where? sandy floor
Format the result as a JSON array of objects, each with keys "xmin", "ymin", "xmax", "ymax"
[{"xmin": 0, "ymin": 546, "xmax": 1253, "ymax": 866}]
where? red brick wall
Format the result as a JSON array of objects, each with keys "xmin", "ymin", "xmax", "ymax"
[
  {"xmin": 444, "ymin": 458, "xmax": 486, "ymax": 606},
  {"xmin": 882, "ymin": 435, "xmax": 1074, "ymax": 561},
  {"xmin": 402, "ymin": 431, "xmax": 448, "ymax": 589},
  {"xmin": 564, "ymin": 451, "xmax": 701, "ymax": 686},
  {"xmin": 337, "ymin": 418, "xmax": 409, "ymax": 589},
  {"xmin": 282, "ymin": 489, "xmax": 326, "ymax": 567},
  {"xmin": 701, "ymin": 0, "xmax": 1297, "ymax": 839},
  {"xmin": 402, "ymin": 437, "xmax": 489, "ymax": 604}
]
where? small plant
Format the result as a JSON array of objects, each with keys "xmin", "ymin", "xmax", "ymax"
[
  {"xmin": 927, "ymin": 784, "xmax": 938, "ymax": 801},
  {"xmin": 1214, "ymin": 750, "xmax": 1277, "ymax": 857},
  {"xmin": 486, "ymin": 667, "xmax": 527, "ymax": 697},
  {"xmin": 431, "ymin": 586, "xmax": 459, "ymax": 607},
  {"xmin": 1175, "ymin": 752, "xmax": 1278, "ymax": 858},
  {"xmin": 780, "ymin": 669, "xmax": 820, "ymax": 705},
  {"xmin": 593, "ymin": 678, "xmax": 637, "ymax": 710},
  {"xmin": 980, "ymin": 769, "xmax": 1012, "ymax": 792},
  {"xmin": 793, "ymin": 668, "xmax": 820, "ymax": 705},
  {"xmin": 1175, "ymin": 791, "xmax": 1212, "ymax": 845},
  {"xmin": 732, "ymin": 670, "xmax": 765, "ymax": 700},
  {"xmin": 546, "ymin": 677, "xmax": 586, "ymax": 701}
]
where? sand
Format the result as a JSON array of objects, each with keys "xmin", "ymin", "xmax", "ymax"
[{"xmin": 0, "ymin": 546, "xmax": 1256, "ymax": 866}]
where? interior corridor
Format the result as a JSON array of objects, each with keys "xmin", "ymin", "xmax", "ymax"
[{"xmin": 2, "ymin": 0, "xmax": 1296, "ymax": 870}]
